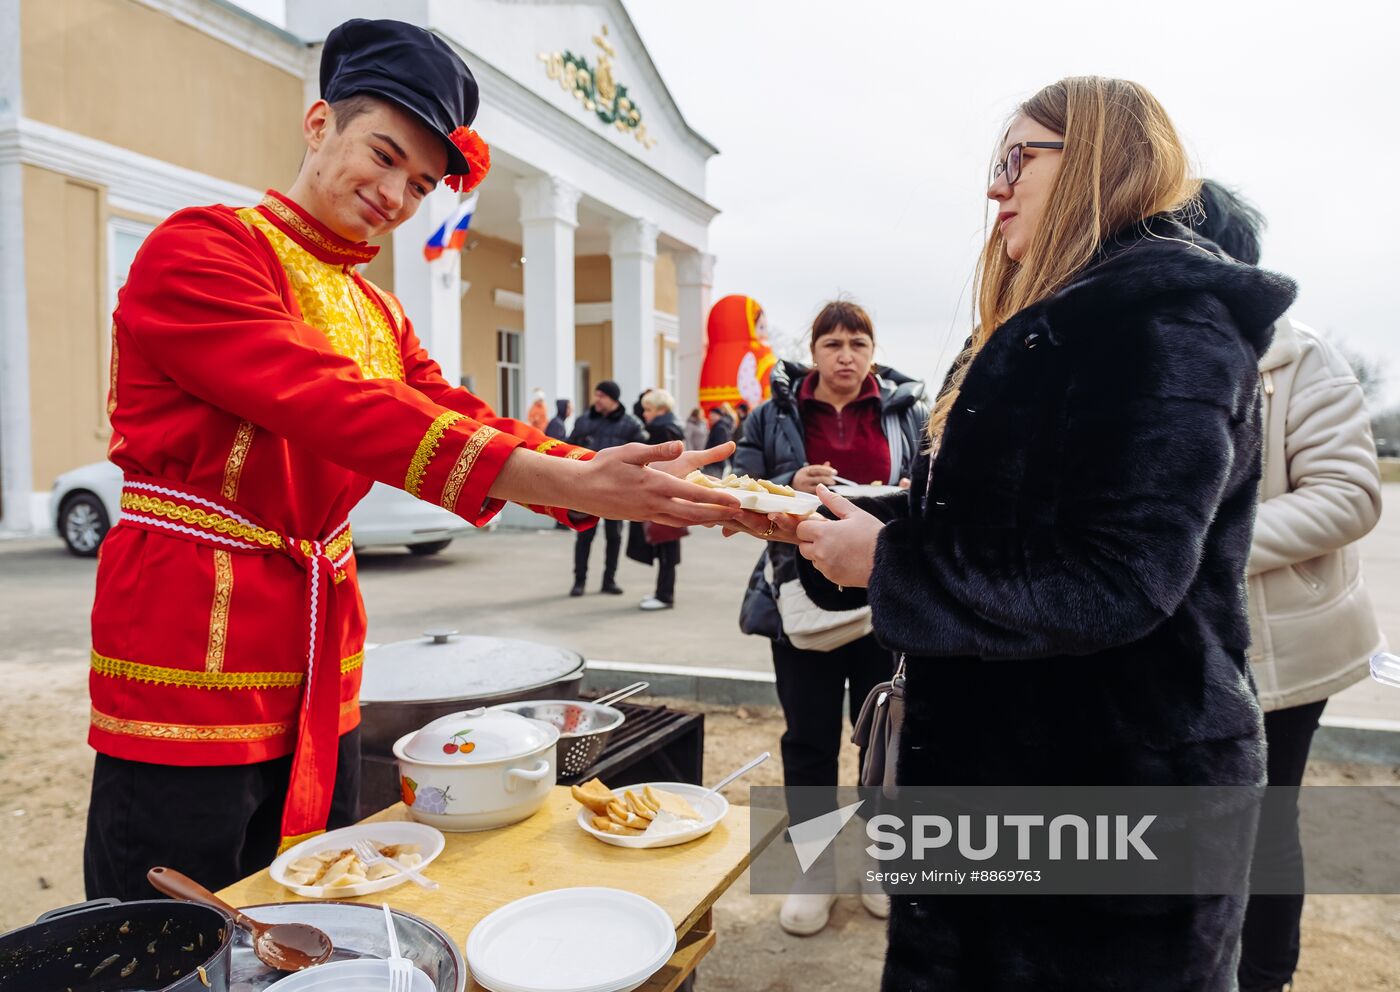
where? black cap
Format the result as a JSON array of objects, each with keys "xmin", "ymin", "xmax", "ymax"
[
  {"xmin": 596, "ymin": 381, "xmax": 622, "ymax": 403},
  {"xmin": 321, "ymin": 19, "xmax": 479, "ymax": 175}
]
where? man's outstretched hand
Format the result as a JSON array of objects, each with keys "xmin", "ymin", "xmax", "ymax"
[{"xmin": 576, "ymin": 442, "xmax": 742, "ymax": 528}]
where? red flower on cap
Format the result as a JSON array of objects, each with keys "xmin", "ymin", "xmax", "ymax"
[{"xmin": 445, "ymin": 127, "xmax": 490, "ymax": 193}]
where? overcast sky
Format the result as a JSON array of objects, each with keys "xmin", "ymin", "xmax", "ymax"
[{"xmin": 238, "ymin": 0, "xmax": 1397, "ymax": 408}]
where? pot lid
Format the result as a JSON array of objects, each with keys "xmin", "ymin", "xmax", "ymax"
[
  {"xmin": 361, "ymin": 632, "xmax": 585, "ymax": 705},
  {"xmin": 397, "ymin": 708, "xmax": 560, "ymax": 764}
]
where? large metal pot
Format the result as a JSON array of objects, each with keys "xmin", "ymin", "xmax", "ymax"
[
  {"xmin": 357, "ymin": 632, "xmax": 584, "ymax": 817},
  {"xmin": 0, "ymin": 897, "xmax": 233, "ymax": 991},
  {"xmin": 358, "ymin": 631, "xmax": 585, "ymax": 752}
]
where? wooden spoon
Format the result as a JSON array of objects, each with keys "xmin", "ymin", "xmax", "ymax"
[{"xmin": 147, "ymin": 866, "xmax": 333, "ymax": 972}]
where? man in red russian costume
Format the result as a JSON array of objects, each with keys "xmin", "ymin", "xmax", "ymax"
[{"xmin": 85, "ymin": 18, "xmax": 738, "ymax": 900}]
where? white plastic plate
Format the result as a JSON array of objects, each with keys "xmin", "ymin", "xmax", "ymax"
[
  {"xmin": 466, "ymin": 887, "xmax": 677, "ymax": 992},
  {"xmin": 576, "ymin": 781, "xmax": 728, "ymax": 850},
  {"xmin": 265, "ymin": 959, "xmax": 435, "ymax": 991},
  {"xmin": 729, "ymin": 489, "xmax": 820, "ymax": 515},
  {"xmin": 269, "ymin": 821, "xmax": 445, "ymax": 899},
  {"xmin": 831, "ymin": 484, "xmax": 904, "ymax": 500}
]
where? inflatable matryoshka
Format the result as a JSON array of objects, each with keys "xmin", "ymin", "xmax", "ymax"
[{"xmin": 699, "ymin": 295, "xmax": 776, "ymax": 413}]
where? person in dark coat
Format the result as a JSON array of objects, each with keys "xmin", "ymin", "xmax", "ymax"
[
  {"xmin": 566, "ymin": 381, "xmax": 644, "ymax": 596},
  {"xmin": 734, "ymin": 300, "xmax": 928, "ymax": 934},
  {"xmin": 701, "ymin": 406, "xmax": 735, "ymax": 477},
  {"xmin": 545, "ymin": 398, "xmax": 571, "ymax": 441},
  {"xmin": 746, "ymin": 76, "xmax": 1296, "ymax": 991},
  {"xmin": 627, "ymin": 389, "xmax": 687, "ymax": 610}
]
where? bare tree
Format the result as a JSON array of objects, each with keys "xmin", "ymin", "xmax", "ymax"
[
  {"xmin": 1329, "ymin": 335, "xmax": 1388, "ymax": 407},
  {"xmin": 1371, "ymin": 405, "xmax": 1400, "ymax": 458}
]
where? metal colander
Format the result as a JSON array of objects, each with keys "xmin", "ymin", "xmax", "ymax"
[{"xmin": 488, "ymin": 682, "xmax": 648, "ymax": 779}]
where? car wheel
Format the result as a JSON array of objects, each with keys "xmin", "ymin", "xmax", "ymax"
[
  {"xmin": 61, "ymin": 492, "xmax": 110, "ymax": 557},
  {"xmin": 407, "ymin": 539, "xmax": 453, "ymax": 556}
]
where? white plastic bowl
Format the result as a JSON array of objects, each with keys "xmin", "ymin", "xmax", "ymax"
[{"xmin": 265, "ymin": 958, "xmax": 435, "ymax": 991}]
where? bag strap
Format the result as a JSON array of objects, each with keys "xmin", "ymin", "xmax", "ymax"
[{"xmin": 893, "ymin": 652, "xmax": 907, "ymax": 683}]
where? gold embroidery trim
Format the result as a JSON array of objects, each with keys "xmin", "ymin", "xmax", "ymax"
[
  {"xmin": 120, "ymin": 493, "xmax": 284, "ymax": 549},
  {"xmin": 566, "ymin": 449, "xmax": 589, "ymax": 460},
  {"xmin": 91, "ymin": 707, "xmax": 291, "ymax": 742},
  {"xmin": 535, "ymin": 439, "xmax": 563, "ymax": 454},
  {"xmin": 107, "ymin": 325, "xmax": 119, "ymax": 417},
  {"xmin": 206, "ymin": 551, "xmax": 234, "ymax": 674},
  {"xmin": 406, "ymin": 412, "xmax": 465, "ymax": 497},
  {"xmin": 207, "ymin": 420, "xmax": 255, "ymax": 674},
  {"xmin": 260, "ymin": 195, "xmax": 375, "ymax": 263},
  {"xmin": 239, "ymin": 208, "xmax": 403, "ymax": 381},
  {"xmin": 222, "ymin": 421, "xmax": 256, "ymax": 501},
  {"xmin": 93, "ymin": 650, "xmax": 303, "ymax": 689},
  {"xmin": 441, "ymin": 426, "xmax": 500, "ymax": 510},
  {"xmin": 93, "ymin": 649, "xmax": 366, "ymax": 689}
]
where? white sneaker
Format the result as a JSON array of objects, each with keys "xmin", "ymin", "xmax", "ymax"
[
  {"xmin": 639, "ymin": 597, "xmax": 673, "ymax": 611},
  {"xmin": 779, "ymin": 891, "xmax": 837, "ymax": 936},
  {"xmin": 860, "ymin": 892, "xmax": 890, "ymax": 918}
]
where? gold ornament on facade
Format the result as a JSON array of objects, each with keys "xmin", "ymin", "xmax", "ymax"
[{"xmin": 538, "ymin": 24, "xmax": 657, "ymax": 150}]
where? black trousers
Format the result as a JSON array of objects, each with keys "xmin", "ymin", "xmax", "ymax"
[
  {"xmin": 574, "ymin": 519, "xmax": 622, "ymax": 584},
  {"xmin": 771, "ymin": 632, "xmax": 894, "ymax": 820},
  {"xmin": 654, "ymin": 540, "xmax": 679, "ymax": 603},
  {"xmin": 1238, "ymin": 697, "xmax": 1328, "ymax": 992},
  {"xmin": 84, "ymin": 729, "xmax": 362, "ymax": 901}
]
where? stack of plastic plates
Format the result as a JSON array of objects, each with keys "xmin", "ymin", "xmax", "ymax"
[{"xmin": 466, "ymin": 888, "xmax": 677, "ymax": 992}]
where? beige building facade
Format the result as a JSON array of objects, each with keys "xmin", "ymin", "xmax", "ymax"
[{"xmin": 0, "ymin": 0, "xmax": 719, "ymax": 533}]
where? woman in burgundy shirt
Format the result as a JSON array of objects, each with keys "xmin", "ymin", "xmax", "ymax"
[{"xmin": 734, "ymin": 300, "xmax": 929, "ymax": 935}]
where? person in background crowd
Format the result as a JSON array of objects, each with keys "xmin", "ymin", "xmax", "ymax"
[
  {"xmin": 632, "ymin": 388, "xmax": 653, "ymax": 420},
  {"xmin": 735, "ymin": 298, "xmax": 927, "ymax": 936},
  {"xmin": 566, "ymin": 381, "xmax": 645, "ymax": 596},
  {"xmin": 1186, "ymin": 179, "xmax": 1386, "ymax": 992},
  {"xmin": 526, "ymin": 387, "xmax": 549, "ymax": 433},
  {"xmin": 546, "ymin": 399, "xmax": 572, "ymax": 442},
  {"xmin": 702, "ymin": 405, "xmax": 735, "ymax": 477},
  {"xmin": 733, "ymin": 401, "xmax": 751, "ymax": 445},
  {"xmin": 684, "ymin": 407, "xmax": 708, "ymax": 451},
  {"xmin": 631, "ymin": 389, "xmax": 688, "ymax": 611},
  {"xmin": 741, "ymin": 76, "xmax": 1296, "ymax": 990}
]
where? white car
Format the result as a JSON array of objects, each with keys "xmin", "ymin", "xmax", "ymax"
[{"xmin": 52, "ymin": 461, "xmax": 470, "ymax": 558}]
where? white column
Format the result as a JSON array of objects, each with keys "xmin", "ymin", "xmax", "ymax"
[
  {"xmin": 0, "ymin": 0, "xmax": 32, "ymax": 533},
  {"xmin": 392, "ymin": 184, "xmax": 462, "ymax": 384},
  {"xmin": 675, "ymin": 251, "xmax": 714, "ymax": 418},
  {"xmin": 516, "ymin": 174, "xmax": 579, "ymax": 408},
  {"xmin": 608, "ymin": 217, "xmax": 658, "ymax": 398}
]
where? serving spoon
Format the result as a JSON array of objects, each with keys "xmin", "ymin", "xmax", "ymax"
[{"xmin": 148, "ymin": 866, "xmax": 333, "ymax": 972}]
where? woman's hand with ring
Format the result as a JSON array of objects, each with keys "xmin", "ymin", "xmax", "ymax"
[{"xmin": 723, "ymin": 509, "xmax": 803, "ymax": 544}]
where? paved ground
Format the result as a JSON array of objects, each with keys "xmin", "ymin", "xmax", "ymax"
[{"xmin": 5, "ymin": 483, "xmax": 1397, "ymax": 724}]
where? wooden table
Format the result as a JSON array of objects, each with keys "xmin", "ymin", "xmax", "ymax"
[{"xmin": 219, "ymin": 789, "xmax": 787, "ymax": 991}]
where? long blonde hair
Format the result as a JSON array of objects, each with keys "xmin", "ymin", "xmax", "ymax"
[{"xmin": 929, "ymin": 76, "xmax": 1200, "ymax": 442}]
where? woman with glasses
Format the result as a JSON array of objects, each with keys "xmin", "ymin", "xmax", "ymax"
[{"xmin": 741, "ymin": 77, "xmax": 1297, "ymax": 990}]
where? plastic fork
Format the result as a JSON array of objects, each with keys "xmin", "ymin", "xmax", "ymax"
[
  {"xmin": 382, "ymin": 902, "xmax": 414, "ymax": 992},
  {"xmin": 352, "ymin": 838, "xmax": 439, "ymax": 891}
]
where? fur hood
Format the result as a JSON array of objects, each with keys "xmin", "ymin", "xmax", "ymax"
[{"xmin": 1039, "ymin": 216, "xmax": 1296, "ymax": 355}]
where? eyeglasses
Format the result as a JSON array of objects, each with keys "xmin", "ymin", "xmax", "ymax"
[{"xmin": 991, "ymin": 141, "xmax": 1065, "ymax": 187}]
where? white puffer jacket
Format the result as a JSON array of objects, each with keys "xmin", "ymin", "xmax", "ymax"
[{"xmin": 1246, "ymin": 316, "xmax": 1386, "ymax": 711}]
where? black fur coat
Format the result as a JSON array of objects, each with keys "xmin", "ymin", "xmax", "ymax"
[{"xmin": 799, "ymin": 218, "xmax": 1297, "ymax": 991}]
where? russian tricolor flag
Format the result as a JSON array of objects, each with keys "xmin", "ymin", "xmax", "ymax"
[{"xmin": 423, "ymin": 192, "xmax": 478, "ymax": 261}]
